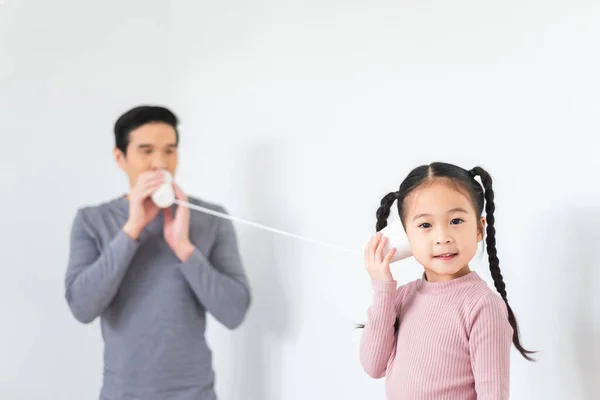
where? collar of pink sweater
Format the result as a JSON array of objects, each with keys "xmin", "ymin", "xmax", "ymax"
[{"xmin": 415, "ymin": 270, "xmax": 482, "ymax": 295}]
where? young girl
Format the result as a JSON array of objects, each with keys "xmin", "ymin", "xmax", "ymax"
[{"xmin": 359, "ymin": 162, "xmax": 534, "ymax": 399}]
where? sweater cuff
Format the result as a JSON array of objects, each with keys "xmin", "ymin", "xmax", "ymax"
[
  {"xmin": 179, "ymin": 247, "xmax": 209, "ymax": 275},
  {"xmin": 371, "ymin": 279, "xmax": 397, "ymax": 292},
  {"xmin": 115, "ymin": 229, "xmax": 141, "ymax": 255}
]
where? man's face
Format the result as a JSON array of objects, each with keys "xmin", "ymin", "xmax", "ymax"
[{"xmin": 114, "ymin": 122, "xmax": 178, "ymax": 187}]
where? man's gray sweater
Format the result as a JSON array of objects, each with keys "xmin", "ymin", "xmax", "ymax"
[{"xmin": 64, "ymin": 195, "xmax": 252, "ymax": 400}]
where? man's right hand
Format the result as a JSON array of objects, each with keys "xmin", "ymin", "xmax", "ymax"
[{"xmin": 123, "ymin": 170, "xmax": 165, "ymax": 240}]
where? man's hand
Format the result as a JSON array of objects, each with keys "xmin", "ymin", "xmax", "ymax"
[
  {"xmin": 123, "ymin": 170, "xmax": 164, "ymax": 240},
  {"xmin": 164, "ymin": 183, "xmax": 195, "ymax": 262}
]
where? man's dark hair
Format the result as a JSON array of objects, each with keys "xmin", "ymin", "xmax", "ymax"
[{"xmin": 114, "ymin": 105, "xmax": 179, "ymax": 154}]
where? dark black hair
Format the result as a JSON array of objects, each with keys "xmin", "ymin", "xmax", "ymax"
[
  {"xmin": 114, "ymin": 105, "xmax": 179, "ymax": 154},
  {"xmin": 360, "ymin": 161, "xmax": 535, "ymax": 362}
]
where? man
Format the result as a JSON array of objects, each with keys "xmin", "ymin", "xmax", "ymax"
[{"xmin": 64, "ymin": 105, "xmax": 252, "ymax": 400}]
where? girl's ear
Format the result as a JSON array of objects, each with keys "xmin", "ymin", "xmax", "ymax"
[{"xmin": 477, "ymin": 216, "xmax": 486, "ymax": 242}]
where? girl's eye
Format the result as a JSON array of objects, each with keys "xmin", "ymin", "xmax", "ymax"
[
  {"xmin": 450, "ymin": 218, "xmax": 464, "ymax": 225},
  {"xmin": 419, "ymin": 223, "xmax": 432, "ymax": 229}
]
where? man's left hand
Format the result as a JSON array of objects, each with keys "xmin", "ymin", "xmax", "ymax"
[{"xmin": 164, "ymin": 183, "xmax": 195, "ymax": 262}]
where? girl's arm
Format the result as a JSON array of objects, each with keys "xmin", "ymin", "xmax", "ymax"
[
  {"xmin": 359, "ymin": 279, "xmax": 400, "ymax": 378},
  {"xmin": 468, "ymin": 292, "xmax": 514, "ymax": 399}
]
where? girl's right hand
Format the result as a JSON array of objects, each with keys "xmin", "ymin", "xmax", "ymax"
[{"xmin": 364, "ymin": 232, "xmax": 396, "ymax": 281}]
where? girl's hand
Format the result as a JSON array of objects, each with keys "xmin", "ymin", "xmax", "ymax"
[{"xmin": 364, "ymin": 232, "xmax": 396, "ymax": 281}]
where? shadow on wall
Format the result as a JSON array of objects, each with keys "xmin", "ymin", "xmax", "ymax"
[
  {"xmin": 229, "ymin": 138, "xmax": 302, "ymax": 400},
  {"xmin": 568, "ymin": 207, "xmax": 599, "ymax": 400},
  {"xmin": 538, "ymin": 205, "xmax": 599, "ymax": 399}
]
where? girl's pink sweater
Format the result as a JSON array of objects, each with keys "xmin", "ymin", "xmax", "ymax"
[{"xmin": 359, "ymin": 271, "xmax": 513, "ymax": 399}]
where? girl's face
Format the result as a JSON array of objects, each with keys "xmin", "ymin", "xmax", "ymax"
[{"xmin": 403, "ymin": 180, "xmax": 485, "ymax": 282}]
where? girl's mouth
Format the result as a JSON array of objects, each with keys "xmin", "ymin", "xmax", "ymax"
[{"xmin": 434, "ymin": 253, "xmax": 458, "ymax": 260}]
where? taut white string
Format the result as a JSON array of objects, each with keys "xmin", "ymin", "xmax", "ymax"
[{"xmin": 173, "ymin": 199, "xmax": 362, "ymax": 256}]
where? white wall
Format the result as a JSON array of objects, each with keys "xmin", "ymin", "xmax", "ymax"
[
  {"xmin": 2, "ymin": 0, "xmax": 599, "ymax": 399},
  {"xmin": 0, "ymin": 1, "xmax": 172, "ymax": 399}
]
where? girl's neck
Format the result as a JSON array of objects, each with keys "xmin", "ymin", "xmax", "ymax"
[{"xmin": 423, "ymin": 265, "xmax": 471, "ymax": 282}]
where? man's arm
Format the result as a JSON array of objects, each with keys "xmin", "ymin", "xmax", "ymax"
[
  {"xmin": 178, "ymin": 207, "xmax": 251, "ymax": 329},
  {"xmin": 64, "ymin": 209, "xmax": 140, "ymax": 323}
]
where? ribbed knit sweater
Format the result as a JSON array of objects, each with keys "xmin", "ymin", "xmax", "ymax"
[{"xmin": 359, "ymin": 271, "xmax": 513, "ymax": 400}]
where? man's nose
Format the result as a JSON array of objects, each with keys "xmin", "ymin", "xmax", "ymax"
[{"xmin": 151, "ymin": 153, "xmax": 167, "ymax": 169}]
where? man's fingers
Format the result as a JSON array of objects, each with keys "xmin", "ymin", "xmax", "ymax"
[
  {"xmin": 140, "ymin": 176, "xmax": 164, "ymax": 189},
  {"xmin": 137, "ymin": 170, "xmax": 164, "ymax": 184},
  {"xmin": 172, "ymin": 182, "xmax": 188, "ymax": 202},
  {"xmin": 163, "ymin": 207, "xmax": 173, "ymax": 223},
  {"xmin": 139, "ymin": 182, "xmax": 164, "ymax": 199}
]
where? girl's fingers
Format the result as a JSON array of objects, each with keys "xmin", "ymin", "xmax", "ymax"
[
  {"xmin": 364, "ymin": 235, "xmax": 375, "ymax": 264},
  {"xmin": 368, "ymin": 233, "xmax": 379, "ymax": 262},
  {"xmin": 376, "ymin": 236, "xmax": 387, "ymax": 263},
  {"xmin": 384, "ymin": 247, "xmax": 397, "ymax": 264},
  {"xmin": 364, "ymin": 236, "xmax": 373, "ymax": 263}
]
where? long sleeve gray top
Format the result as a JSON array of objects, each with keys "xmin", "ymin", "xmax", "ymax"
[{"xmin": 64, "ymin": 195, "xmax": 252, "ymax": 400}]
